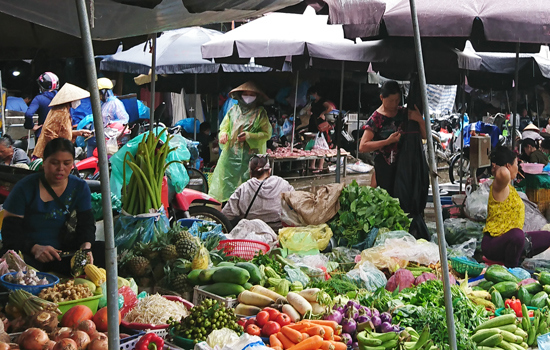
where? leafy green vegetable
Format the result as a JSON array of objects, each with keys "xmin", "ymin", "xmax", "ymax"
[
  {"xmin": 330, "ymin": 181, "xmax": 410, "ymax": 246},
  {"xmin": 307, "ymin": 274, "xmax": 360, "ymax": 298}
]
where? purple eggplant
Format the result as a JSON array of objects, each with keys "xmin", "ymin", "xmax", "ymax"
[
  {"xmin": 333, "ymin": 304, "xmax": 345, "ymax": 314},
  {"xmin": 371, "ymin": 308, "xmax": 380, "ymax": 318},
  {"xmin": 380, "ymin": 312, "xmax": 392, "ymax": 324},
  {"xmin": 323, "ymin": 310, "xmax": 343, "ymax": 324},
  {"xmin": 352, "ymin": 342, "xmax": 359, "ymax": 350},
  {"xmin": 358, "ymin": 306, "xmax": 372, "ymax": 318},
  {"xmin": 346, "ymin": 300, "xmax": 361, "ymax": 310},
  {"xmin": 342, "ymin": 318, "xmax": 357, "ymax": 335},
  {"xmin": 356, "ymin": 315, "xmax": 370, "ymax": 324},
  {"xmin": 341, "ymin": 333, "xmax": 353, "ymax": 346},
  {"xmin": 345, "ymin": 306, "xmax": 359, "ymax": 320},
  {"xmin": 393, "ymin": 325, "xmax": 401, "ymax": 332},
  {"xmin": 380, "ymin": 322, "xmax": 394, "ymax": 333},
  {"xmin": 371, "ymin": 316, "xmax": 381, "ymax": 330}
]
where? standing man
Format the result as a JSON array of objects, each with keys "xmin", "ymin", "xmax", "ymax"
[{"xmin": 25, "ymin": 72, "xmax": 59, "ymax": 138}]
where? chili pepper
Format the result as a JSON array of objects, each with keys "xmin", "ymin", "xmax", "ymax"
[
  {"xmin": 504, "ymin": 297, "xmax": 522, "ymax": 317},
  {"xmin": 135, "ymin": 333, "xmax": 164, "ymax": 350}
]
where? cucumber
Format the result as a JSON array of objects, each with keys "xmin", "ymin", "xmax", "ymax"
[
  {"xmin": 202, "ymin": 283, "xmax": 245, "ymax": 297},
  {"xmin": 471, "ymin": 329, "xmax": 501, "ymax": 343},
  {"xmin": 497, "ymin": 340, "xmax": 516, "ymax": 350},
  {"xmin": 523, "ymin": 282, "xmax": 543, "ymax": 294},
  {"xmin": 543, "ymin": 284, "xmax": 550, "ymax": 294},
  {"xmin": 491, "ymin": 290, "xmax": 505, "ymax": 309},
  {"xmin": 485, "ymin": 265, "xmax": 520, "ymax": 284},
  {"xmin": 492, "ymin": 282, "xmax": 519, "ymax": 299},
  {"xmin": 243, "ymin": 282, "xmax": 253, "ymax": 290},
  {"xmin": 475, "ymin": 314, "xmax": 517, "ymax": 332},
  {"xmin": 187, "ymin": 269, "xmax": 202, "ymax": 285},
  {"xmin": 217, "ymin": 262, "xmax": 235, "ymax": 267},
  {"xmin": 212, "ymin": 266, "xmax": 250, "ymax": 285},
  {"xmin": 517, "ymin": 286, "xmax": 532, "ymax": 306},
  {"xmin": 198, "ymin": 267, "xmax": 219, "ymax": 285},
  {"xmin": 530, "ymin": 291, "xmax": 548, "ymax": 309},
  {"xmin": 478, "ymin": 334, "xmax": 503, "ymax": 347},
  {"xmin": 478, "ymin": 280, "xmax": 495, "ymax": 291},
  {"xmin": 235, "ymin": 262, "xmax": 262, "ymax": 284},
  {"xmin": 497, "ymin": 325, "xmax": 518, "ymax": 333},
  {"xmin": 473, "ymin": 286, "xmax": 486, "ymax": 291}
]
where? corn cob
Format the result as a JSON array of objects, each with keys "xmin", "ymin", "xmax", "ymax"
[{"xmin": 85, "ymin": 264, "xmax": 107, "ymax": 286}]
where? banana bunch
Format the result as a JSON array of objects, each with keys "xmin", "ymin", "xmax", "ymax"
[
  {"xmin": 402, "ymin": 326, "xmax": 435, "ymax": 350},
  {"xmin": 517, "ymin": 304, "xmax": 550, "ymax": 348},
  {"xmin": 470, "ymin": 313, "xmax": 529, "ymax": 349}
]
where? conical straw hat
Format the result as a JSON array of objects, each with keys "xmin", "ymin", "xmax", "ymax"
[
  {"xmin": 49, "ymin": 83, "xmax": 90, "ymax": 107},
  {"xmin": 229, "ymin": 81, "xmax": 268, "ymax": 102},
  {"xmin": 523, "ymin": 123, "xmax": 540, "ymax": 132}
]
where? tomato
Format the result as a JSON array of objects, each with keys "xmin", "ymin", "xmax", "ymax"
[
  {"xmin": 256, "ymin": 311, "xmax": 270, "ymax": 327},
  {"xmin": 262, "ymin": 321, "xmax": 281, "ymax": 336},
  {"xmin": 244, "ymin": 318, "xmax": 257, "ymax": 328},
  {"xmin": 238, "ymin": 318, "xmax": 247, "ymax": 327},
  {"xmin": 275, "ymin": 313, "xmax": 291, "ymax": 327},
  {"xmin": 263, "ymin": 307, "xmax": 280, "ymax": 321},
  {"xmin": 246, "ymin": 324, "xmax": 261, "ymax": 336}
]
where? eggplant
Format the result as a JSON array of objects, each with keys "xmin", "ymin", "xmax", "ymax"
[
  {"xmin": 380, "ymin": 322, "xmax": 394, "ymax": 333},
  {"xmin": 342, "ymin": 318, "xmax": 357, "ymax": 335},
  {"xmin": 341, "ymin": 333, "xmax": 353, "ymax": 346},
  {"xmin": 380, "ymin": 312, "xmax": 392, "ymax": 324},
  {"xmin": 323, "ymin": 310, "xmax": 343, "ymax": 325}
]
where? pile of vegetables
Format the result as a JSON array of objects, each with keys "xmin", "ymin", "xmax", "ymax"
[
  {"xmin": 469, "ymin": 312, "xmax": 533, "ymax": 349},
  {"xmin": 4, "ymin": 270, "xmax": 49, "ymax": 286},
  {"xmin": 242, "ymin": 307, "xmax": 291, "ymax": 337},
  {"xmin": 267, "ymin": 320, "xmax": 345, "ymax": 350},
  {"xmin": 329, "ymin": 182, "xmax": 410, "ymax": 246}
]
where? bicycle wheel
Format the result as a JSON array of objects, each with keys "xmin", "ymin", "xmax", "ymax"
[
  {"xmin": 449, "ymin": 154, "xmax": 470, "ymax": 184},
  {"xmin": 174, "ymin": 206, "xmax": 233, "ymax": 233},
  {"xmin": 186, "ymin": 167, "xmax": 209, "ymax": 193}
]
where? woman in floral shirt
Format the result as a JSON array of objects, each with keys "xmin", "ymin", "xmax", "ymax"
[{"xmin": 359, "ymin": 81, "xmax": 425, "ymax": 196}]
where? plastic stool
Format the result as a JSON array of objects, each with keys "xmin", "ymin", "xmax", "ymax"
[{"xmin": 482, "ymin": 256, "xmax": 505, "ymax": 266}]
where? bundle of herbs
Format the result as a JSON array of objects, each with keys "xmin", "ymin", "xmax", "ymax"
[
  {"xmin": 360, "ymin": 280, "xmax": 487, "ymax": 350},
  {"xmin": 330, "ymin": 181, "xmax": 410, "ymax": 246}
]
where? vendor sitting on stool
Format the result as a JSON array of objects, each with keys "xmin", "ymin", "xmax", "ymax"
[
  {"xmin": 0, "ymin": 138, "xmax": 104, "ymax": 275},
  {"xmin": 521, "ymin": 138, "xmax": 548, "ymax": 164},
  {"xmin": 482, "ymin": 146, "xmax": 550, "ymax": 267},
  {"xmin": 222, "ymin": 154, "xmax": 294, "ymax": 230}
]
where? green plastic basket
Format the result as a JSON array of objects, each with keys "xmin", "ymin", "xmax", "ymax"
[
  {"xmin": 57, "ymin": 293, "xmax": 102, "ymax": 320},
  {"xmin": 449, "ymin": 257, "xmax": 484, "ymax": 277},
  {"xmin": 169, "ymin": 329, "xmax": 195, "ymax": 350}
]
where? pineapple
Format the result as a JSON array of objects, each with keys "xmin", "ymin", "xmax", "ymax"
[
  {"xmin": 171, "ymin": 273, "xmax": 188, "ymax": 293},
  {"xmin": 71, "ymin": 249, "xmax": 91, "ymax": 277},
  {"xmin": 192, "ymin": 244, "xmax": 209, "ymax": 270},
  {"xmin": 136, "ymin": 242, "xmax": 161, "ymax": 261},
  {"xmin": 127, "ymin": 256, "xmax": 151, "ymax": 277},
  {"xmin": 174, "ymin": 229, "xmax": 194, "ymax": 243},
  {"xmin": 161, "ymin": 244, "xmax": 178, "ymax": 262},
  {"xmin": 175, "ymin": 238, "xmax": 198, "ymax": 260}
]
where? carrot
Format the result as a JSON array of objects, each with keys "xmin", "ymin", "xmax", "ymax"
[
  {"xmin": 332, "ymin": 335, "xmax": 341, "ymax": 342},
  {"xmin": 319, "ymin": 326, "xmax": 334, "ymax": 340},
  {"xmin": 277, "ymin": 332, "xmax": 295, "ymax": 350},
  {"xmin": 270, "ymin": 334, "xmax": 283, "ymax": 349},
  {"xmin": 271, "ymin": 347, "xmax": 283, "ymax": 350},
  {"xmin": 305, "ymin": 326, "xmax": 325, "ymax": 337},
  {"xmin": 301, "ymin": 333, "xmax": 310, "ymax": 340},
  {"xmin": 287, "ymin": 323, "xmax": 311, "ymax": 332},
  {"xmin": 308, "ymin": 320, "xmax": 338, "ymax": 330},
  {"xmin": 327, "ymin": 341, "xmax": 346, "ymax": 350},
  {"xmin": 287, "ymin": 335, "xmax": 324, "ymax": 350},
  {"xmin": 282, "ymin": 326, "xmax": 303, "ymax": 343},
  {"xmin": 320, "ymin": 341, "xmax": 335, "ymax": 350}
]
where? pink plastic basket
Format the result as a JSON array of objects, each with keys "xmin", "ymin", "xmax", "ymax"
[
  {"xmin": 216, "ymin": 239, "xmax": 270, "ymax": 260},
  {"xmin": 521, "ymin": 162, "xmax": 545, "ymax": 174}
]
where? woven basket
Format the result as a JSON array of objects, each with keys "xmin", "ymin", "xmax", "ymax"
[
  {"xmin": 526, "ymin": 188, "xmax": 550, "ymax": 214},
  {"xmin": 449, "ymin": 257, "xmax": 484, "ymax": 277}
]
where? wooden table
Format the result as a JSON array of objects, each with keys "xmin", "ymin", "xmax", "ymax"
[{"xmin": 269, "ymin": 151, "xmax": 349, "ymax": 178}]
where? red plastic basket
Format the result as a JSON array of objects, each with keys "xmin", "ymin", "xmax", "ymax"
[{"xmin": 216, "ymin": 239, "xmax": 270, "ymax": 260}]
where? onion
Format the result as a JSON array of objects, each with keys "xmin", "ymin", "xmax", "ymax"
[
  {"xmin": 87, "ymin": 338, "xmax": 108, "ymax": 350},
  {"xmin": 341, "ymin": 333, "xmax": 353, "ymax": 346},
  {"xmin": 341, "ymin": 318, "xmax": 357, "ymax": 334},
  {"xmin": 323, "ymin": 310, "xmax": 343, "ymax": 325},
  {"xmin": 52, "ymin": 339, "xmax": 78, "ymax": 350},
  {"xmin": 0, "ymin": 343, "xmax": 10, "ymax": 350},
  {"xmin": 69, "ymin": 331, "xmax": 90, "ymax": 350},
  {"xmin": 77, "ymin": 321, "xmax": 96, "ymax": 337},
  {"xmin": 380, "ymin": 312, "xmax": 392, "ymax": 324},
  {"xmin": 42, "ymin": 342, "xmax": 55, "ymax": 350},
  {"xmin": 380, "ymin": 322, "xmax": 394, "ymax": 333},
  {"xmin": 18, "ymin": 328, "xmax": 49, "ymax": 350},
  {"xmin": 371, "ymin": 316, "xmax": 381, "ymax": 330},
  {"xmin": 88, "ymin": 334, "xmax": 106, "ymax": 343},
  {"xmin": 51, "ymin": 328, "xmax": 73, "ymax": 343}
]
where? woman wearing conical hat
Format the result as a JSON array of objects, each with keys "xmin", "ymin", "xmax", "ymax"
[
  {"xmin": 208, "ymin": 81, "xmax": 272, "ymax": 203},
  {"xmin": 32, "ymin": 83, "xmax": 92, "ymax": 159}
]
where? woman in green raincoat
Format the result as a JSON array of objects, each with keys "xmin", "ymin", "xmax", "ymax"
[{"xmin": 209, "ymin": 81, "xmax": 272, "ymax": 203}]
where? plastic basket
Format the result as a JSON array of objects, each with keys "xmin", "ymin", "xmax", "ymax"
[
  {"xmin": 217, "ymin": 239, "xmax": 270, "ymax": 261},
  {"xmin": 57, "ymin": 293, "xmax": 102, "ymax": 320},
  {"xmin": 1, "ymin": 272, "xmax": 59, "ymax": 295},
  {"xmin": 121, "ymin": 329, "xmax": 175, "ymax": 350},
  {"xmin": 170, "ymin": 328, "xmax": 196, "ymax": 350},
  {"xmin": 449, "ymin": 257, "xmax": 485, "ymax": 277},
  {"xmin": 192, "ymin": 285, "xmax": 238, "ymax": 309},
  {"xmin": 495, "ymin": 306, "xmax": 537, "ymax": 320}
]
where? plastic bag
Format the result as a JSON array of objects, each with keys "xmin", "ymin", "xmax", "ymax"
[
  {"xmin": 189, "ymin": 220, "xmax": 226, "ymax": 241},
  {"xmin": 518, "ymin": 191, "xmax": 548, "ymax": 232},
  {"xmin": 227, "ymin": 219, "xmax": 278, "ymax": 247},
  {"xmin": 286, "ymin": 254, "xmax": 329, "ymax": 280},
  {"xmin": 106, "ymin": 136, "xmax": 118, "ymax": 155},
  {"xmin": 313, "ymin": 133, "xmax": 329, "ymax": 150},
  {"xmin": 114, "ymin": 207, "xmax": 170, "ymax": 250},
  {"xmin": 508, "ymin": 267, "xmax": 531, "ymax": 280},
  {"xmin": 91, "ymin": 192, "xmax": 122, "ymax": 221},
  {"xmin": 110, "ymin": 128, "xmax": 190, "ymax": 198},
  {"xmin": 537, "ymin": 331, "xmax": 550, "ymax": 350},
  {"xmin": 443, "ymin": 218, "xmax": 485, "ymax": 246},
  {"xmin": 346, "ymin": 261, "xmax": 387, "ymax": 291},
  {"xmin": 357, "ymin": 245, "xmax": 408, "ymax": 273},
  {"xmin": 284, "ymin": 265, "xmax": 311, "ymax": 286},
  {"xmin": 280, "ymin": 199, "xmax": 306, "ymax": 227},
  {"xmin": 137, "ymin": 100, "xmax": 150, "ymax": 120},
  {"xmin": 98, "ymin": 282, "xmax": 125, "ymax": 309},
  {"xmin": 447, "ymin": 238, "xmax": 477, "ymax": 258},
  {"xmin": 373, "ymin": 230, "xmax": 412, "ymax": 246},
  {"xmin": 279, "ymin": 224, "xmax": 333, "ymax": 254},
  {"xmin": 221, "ymin": 334, "xmax": 266, "ymax": 350},
  {"xmin": 464, "ymin": 182, "xmax": 491, "ymax": 221},
  {"xmin": 281, "ymin": 184, "xmax": 343, "ymax": 226},
  {"xmin": 207, "ymin": 329, "xmax": 240, "ymax": 348}
]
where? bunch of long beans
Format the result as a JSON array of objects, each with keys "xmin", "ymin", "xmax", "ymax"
[{"xmin": 122, "ymin": 129, "xmax": 177, "ymax": 215}]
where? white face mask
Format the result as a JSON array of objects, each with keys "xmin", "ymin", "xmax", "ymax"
[
  {"xmin": 71, "ymin": 100, "xmax": 81, "ymax": 109},
  {"xmin": 242, "ymin": 95, "xmax": 256, "ymax": 104}
]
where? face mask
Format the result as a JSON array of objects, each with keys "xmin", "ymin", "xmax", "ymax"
[
  {"xmin": 242, "ymin": 95, "xmax": 256, "ymax": 104},
  {"xmin": 71, "ymin": 100, "xmax": 81, "ymax": 109}
]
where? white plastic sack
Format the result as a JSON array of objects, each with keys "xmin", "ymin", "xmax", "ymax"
[
  {"xmin": 221, "ymin": 335, "xmax": 267, "ymax": 350},
  {"xmin": 464, "ymin": 181, "xmax": 491, "ymax": 221},
  {"xmin": 518, "ymin": 191, "xmax": 548, "ymax": 232},
  {"xmin": 381, "ymin": 236, "xmax": 441, "ymax": 266},
  {"xmin": 313, "ymin": 133, "xmax": 329, "ymax": 150},
  {"xmin": 226, "ymin": 219, "xmax": 278, "ymax": 248},
  {"xmin": 346, "ymin": 261, "xmax": 387, "ymax": 291}
]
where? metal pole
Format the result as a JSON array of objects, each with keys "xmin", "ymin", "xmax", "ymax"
[
  {"xmin": 408, "ymin": 1, "xmax": 457, "ymax": 349},
  {"xmin": 0, "ymin": 72, "xmax": 5, "ymax": 135},
  {"xmin": 150, "ymin": 35, "xmax": 157, "ymax": 131},
  {"xmin": 335, "ymin": 61, "xmax": 344, "ymax": 183},
  {"xmin": 536, "ymin": 92, "xmax": 540, "ymax": 127},
  {"xmin": 459, "ymin": 73, "xmax": 465, "ymax": 193},
  {"xmin": 194, "ymin": 73, "xmax": 198, "ymax": 141},
  {"xmin": 512, "ymin": 42, "xmax": 520, "ymax": 150},
  {"xmin": 291, "ymin": 70, "xmax": 299, "ymax": 152},
  {"xmin": 356, "ymin": 83, "xmax": 361, "ymax": 157},
  {"xmin": 74, "ymin": 1, "xmax": 119, "ymax": 350}
]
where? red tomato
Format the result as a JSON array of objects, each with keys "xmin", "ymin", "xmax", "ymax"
[
  {"xmin": 238, "ymin": 318, "xmax": 247, "ymax": 327},
  {"xmin": 244, "ymin": 318, "xmax": 257, "ymax": 328},
  {"xmin": 275, "ymin": 313, "xmax": 291, "ymax": 327},
  {"xmin": 246, "ymin": 324, "xmax": 261, "ymax": 336},
  {"xmin": 262, "ymin": 321, "xmax": 281, "ymax": 336},
  {"xmin": 263, "ymin": 307, "xmax": 280, "ymax": 321},
  {"xmin": 256, "ymin": 311, "xmax": 270, "ymax": 328}
]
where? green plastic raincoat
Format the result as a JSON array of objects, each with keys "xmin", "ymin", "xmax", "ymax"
[{"xmin": 208, "ymin": 101, "xmax": 272, "ymax": 202}]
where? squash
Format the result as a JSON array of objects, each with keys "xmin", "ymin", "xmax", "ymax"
[
  {"xmin": 92, "ymin": 307, "xmax": 120, "ymax": 332},
  {"xmin": 61, "ymin": 305, "xmax": 93, "ymax": 328}
]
